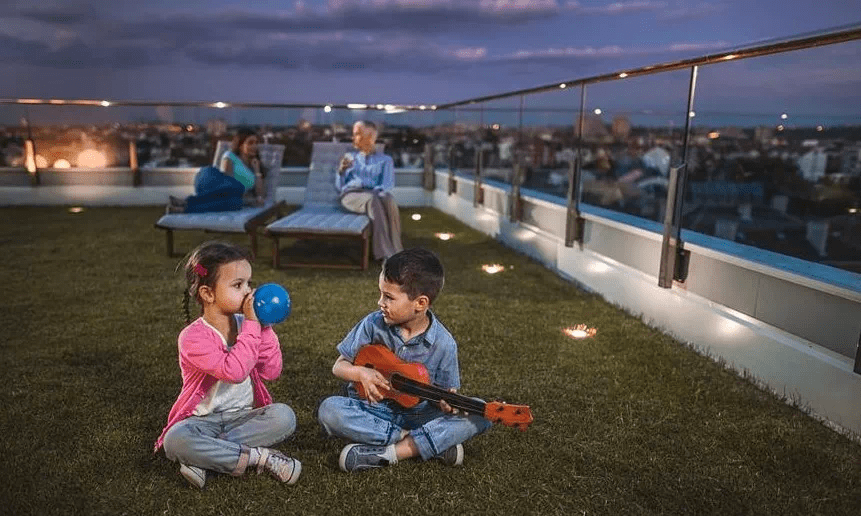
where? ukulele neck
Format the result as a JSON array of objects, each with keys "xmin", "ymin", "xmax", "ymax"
[{"xmin": 390, "ymin": 373, "xmax": 486, "ymax": 413}]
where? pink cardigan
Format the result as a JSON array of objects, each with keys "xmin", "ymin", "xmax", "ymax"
[{"xmin": 154, "ymin": 317, "xmax": 282, "ymax": 452}]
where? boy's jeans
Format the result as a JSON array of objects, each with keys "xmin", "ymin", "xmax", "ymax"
[
  {"xmin": 163, "ymin": 403, "xmax": 296, "ymax": 475},
  {"xmin": 317, "ymin": 395, "xmax": 492, "ymax": 460}
]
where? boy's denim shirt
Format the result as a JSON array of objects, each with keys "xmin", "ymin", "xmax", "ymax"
[{"xmin": 337, "ymin": 310, "xmax": 461, "ymax": 391}]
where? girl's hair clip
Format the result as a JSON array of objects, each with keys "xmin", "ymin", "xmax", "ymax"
[{"xmin": 193, "ymin": 263, "xmax": 208, "ymax": 277}]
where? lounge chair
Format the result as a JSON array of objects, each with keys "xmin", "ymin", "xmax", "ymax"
[
  {"xmin": 154, "ymin": 142, "xmax": 286, "ymax": 257},
  {"xmin": 265, "ymin": 142, "xmax": 380, "ymax": 270}
]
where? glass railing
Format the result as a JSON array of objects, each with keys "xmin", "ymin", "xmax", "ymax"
[
  {"xmin": 2, "ymin": 24, "xmax": 859, "ymax": 277},
  {"xmin": 433, "ymin": 24, "xmax": 861, "ymax": 276}
]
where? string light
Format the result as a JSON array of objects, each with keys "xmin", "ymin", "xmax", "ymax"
[{"xmin": 435, "ymin": 232, "xmax": 454, "ymax": 241}]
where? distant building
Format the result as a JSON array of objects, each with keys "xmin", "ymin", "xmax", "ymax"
[
  {"xmin": 611, "ymin": 116, "xmax": 631, "ymax": 141},
  {"xmin": 206, "ymin": 119, "xmax": 227, "ymax": 136},
  {"xmin": 754, "ymin": 126, "xmax": 774, "ymax": 144},
  {"xmin": 839, "ymin": 144, "xmax": 861, "ymax": 176},
  {"xmin": 797, "ymin": 148, "xmax": 827, "ymax": 182}
]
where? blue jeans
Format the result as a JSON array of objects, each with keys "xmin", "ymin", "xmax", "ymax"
[
  {"xmin": 317, "ymin": 394, "xmax": 492, "ymax": 460},
  {"xmin": 184, "ymin": 166, "xmax": 247, "ymax": 213},
  {"xmin": 163, "ymin": 403, "xmax": 296, "ymax": 475}
]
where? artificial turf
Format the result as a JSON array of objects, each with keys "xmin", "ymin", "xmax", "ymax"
[{"xmin": 1, "ymin": 206, "xmax": 859, "ymax": 515}]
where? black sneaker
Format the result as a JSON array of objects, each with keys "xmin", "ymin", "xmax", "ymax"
[
  {"xmin": 339, "ymin": 444, "xmax": 395, "ymax": 473},
  {"xmin": 436, "ymin": 444, "xmax": 464, "ymax": 467}
]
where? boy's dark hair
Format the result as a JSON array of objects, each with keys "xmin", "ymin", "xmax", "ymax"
[
  {"xmin": 382, "ymin": 248, "xmax": 444, "ymax": 304},
  {"xmin": 180, "ymin": 240, "xmax": 253, "ymax": 323}
]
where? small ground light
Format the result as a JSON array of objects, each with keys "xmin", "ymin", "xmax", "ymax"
[
  {"xmin": 482, "ymin": 264, "xmax": 504, "ymax": 274},
  {"xmin": 563, "ymin": 325, "xmax": 597, "ymax": 339},
  {"xmin": 68, "ymin": 206, "xmax": 85, "ymax": 214},
  {"xmin": 435, "ymin": 232, "xmax": 453, "ymax": 241},
  {"xmin": 411, "ymin": 213, "xmax": 422, "ymax": 221}
]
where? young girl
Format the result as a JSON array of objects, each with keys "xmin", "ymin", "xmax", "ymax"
[{"xmin": 153, "ymin": 241, "xmax": 301, "ymax": 489}]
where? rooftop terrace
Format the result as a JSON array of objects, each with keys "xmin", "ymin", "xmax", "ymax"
[{"xmin": 2, "ymin": 205, "xmax": 860, "ymax": 515}]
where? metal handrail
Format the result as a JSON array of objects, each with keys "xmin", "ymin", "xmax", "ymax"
[{"xmin": 437, "ymin": 22, "xmax": 861, "ymax": 109}]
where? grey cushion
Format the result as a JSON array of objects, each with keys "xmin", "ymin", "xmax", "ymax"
[
  {"xmin": 266, "ymin": 141, "xmax": 382, "ymax": 237},
  {"xmin": 267, "ymin": 206, "xmax": 368, "ymax": 235},
  {"xmin": 156, "ymin": 207, "xmax": 270, "ymax": 232}
]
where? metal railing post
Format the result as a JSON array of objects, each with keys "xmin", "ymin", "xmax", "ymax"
[
  {"xmin": 658, "ymin": 65, "xmax": 698, "ymax": 287},
  {"xmin": 854, "ymin": 331, "xmax": 861, "ymax": 375},
  {"xmin": 565, "ymin": 84, "xmax": 587, "ymax": 246},
  {"xmin": 24, "ymin": 139, "xmax": 39, "ymax": 186},
  {"xmin": 129, "ymin": 140, "xmax": 141, "ymax": 186},
  {"xmin": 474, "ymin": 145, "xmax": 484, "ymax": 207},
  {"xmin": 474, "ymin": 105, "xmax": 484, "ymax": 207},
  {"xmin": 448, "ymin": 144, "xmax": 457, "ymax": 195},
  {"xmin": 510, "ymin": 95, "xmax": 525, "ymax": 223},
  {"xmin": 423, "ymin": 143, "xmax": 435, "ymax": 191}
]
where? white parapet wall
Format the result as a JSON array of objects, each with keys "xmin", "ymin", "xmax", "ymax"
[
  {"xmin": 432, "ymin": 170, "xmax": 861, "ymax": 438},
  {"xmin": 0, "ymin": 167, "xmax": 432, "ymax": 208}
]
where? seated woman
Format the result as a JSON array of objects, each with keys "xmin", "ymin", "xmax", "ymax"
[
  {"xmin": 337, "ymin": 121, "xmax": 403, "ymax": 260},
  {"xmin": 169, "ymin": 128, "xmax": 266, "ymax": 213}
]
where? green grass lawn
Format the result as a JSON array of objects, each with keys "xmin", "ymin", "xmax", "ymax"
[{"xmin": 1, "ymin": 206, "xmax": 859, "ymax": 515}]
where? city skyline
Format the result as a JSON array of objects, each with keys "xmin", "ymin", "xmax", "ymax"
[{"xmin": 2, "ymin": 0, "xmax": 860, "ymax": 113}]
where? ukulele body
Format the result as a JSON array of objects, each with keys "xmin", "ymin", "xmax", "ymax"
[{"xmin": 353, "ymin": 344, "xmax": 430, "ymax": 408}]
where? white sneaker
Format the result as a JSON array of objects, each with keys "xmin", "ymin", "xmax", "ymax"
[
  {"xmin": 256, "ymin": 448, "xmax": 301, "ymax": 484},
  {"xmin": 179, "ymin": 464, "xmax": 206, "ymax": 489}
]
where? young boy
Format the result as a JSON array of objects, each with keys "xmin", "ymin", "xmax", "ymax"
[{"xmin": 317, "ymin": 248, "xmax": 492, "ymax": 472}]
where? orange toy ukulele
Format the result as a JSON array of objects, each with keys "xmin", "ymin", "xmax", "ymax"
[{"xmin": 353, "ymin": 344, "xmax": 533, "ymax": 431}]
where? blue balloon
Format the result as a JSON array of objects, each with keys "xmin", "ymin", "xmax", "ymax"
[{"xmin": 253, "ymin": 283, "xmax": 291, "ymax": 325}]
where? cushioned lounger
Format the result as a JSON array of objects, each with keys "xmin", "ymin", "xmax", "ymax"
[
  {"xmin": 154, "ymin": 142, "xmax": 285, "ymax": 257},
  {"xmin": 265, "ymin": 142, "xmax": 374, "ymax": 270}
]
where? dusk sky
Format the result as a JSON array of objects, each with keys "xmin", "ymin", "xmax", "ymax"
[{"xmin": 2, "ymin": 0, "xmax": 860, "ymax": 123}]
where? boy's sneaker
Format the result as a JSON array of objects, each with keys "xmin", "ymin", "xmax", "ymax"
[
  {"xmin": 256, "ymin": 448, "xmax": 302, "ymax": 484},
  {"xmin": 436, "ymin": 444, "xmax": 464, "ymax": 467},
  {"xmin": 339, "ymin": 443, "xmax": 397, "ymax": 473},
  {"xmin": 179, "ymin": 464, "xmax": 206, "ymax": 489}
]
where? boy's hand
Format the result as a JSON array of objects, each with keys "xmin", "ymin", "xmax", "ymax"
[
  {"xmin": 356, "ymin": 367, "xmax": 390, "ymax": 403},
  {"xmin": 439, "ymin": 389, "xmax": 465, "ymax": 415},
  {"xmin": 243, "ymin": 290, "xmax": 258, "ymax": 322}
]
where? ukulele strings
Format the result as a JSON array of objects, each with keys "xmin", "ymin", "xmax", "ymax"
[{"xmin": 392, "ymin": 375, "xmax": 486, "ymax": 413}]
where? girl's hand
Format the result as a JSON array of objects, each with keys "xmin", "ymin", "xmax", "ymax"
[
  {"xmin": 356, "ymin": 367, "xmax": 390, "ymax": 403},
  {"xmin": 243, "ymin": 290, "xmax": 258, "ymax": 322}
]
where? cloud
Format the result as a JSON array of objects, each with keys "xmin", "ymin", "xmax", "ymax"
[
  {"xmin": 567, "ymin": 1, "xmax": 669, "ymax": 15},
  {"xmin": 660, "ymin": 2, "xmax": 724, "ymax": 21},
  {"xmin": 0, "ymin": 32, "xmax": 157, "ymax": 68},
  {"xmin": 491, "ymin": 40, "xmax": 729, "ymax": 64}
]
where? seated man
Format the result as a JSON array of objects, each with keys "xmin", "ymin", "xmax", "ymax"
[{"xmin": 337, "ymin": 121, "xmax": 404, "ymax": 261}]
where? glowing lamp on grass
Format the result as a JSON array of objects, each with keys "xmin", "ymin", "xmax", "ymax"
[
  {"xmin": 411, "ymin": 213, "xmax": 422, "ymax": 221},
  {"xmin": 68, "ymin": 206, "xmax": 85, "ymax": 214},
  {"xmin": 482, "ymin": 264, "xmax": 505, "ymax": 274},
  {"xmin": 563, "ymin": 325, "xmax": 597, "ymax": 340},
  {"xmin": 435, "ymin": 232, "xmax": 454, "ymax": 241}
]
